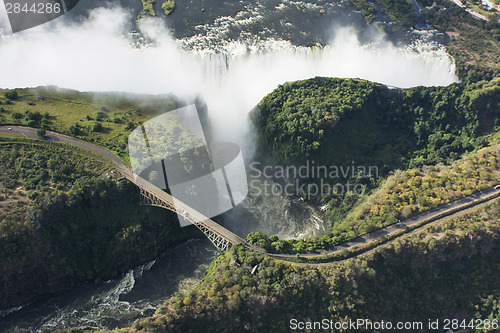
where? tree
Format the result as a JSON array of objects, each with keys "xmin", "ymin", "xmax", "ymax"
[
  {"xmin": 401, "ymin": 207, "xmax": 412, "ymax": 219},
  {"xmin": 36, "ymin": 128, "xmax": 46, "ymax": 138},
  {"xmin": 125, "ymin": 121, "xmax": 135, "ymax": 130},
  {"xmin": 12, "ymin": 112, "xmax": 23, "ymax": 119},
  {"xmin": 92, "ymin": 122, "xmax": 103, "ymax": 132},
  {"xmin": 69, "ymin": 123, "xmax": 81, "ymax": 135},
  {"xmin": 4, "ymin": 90, "xmax": 18, "ymax": 100}
]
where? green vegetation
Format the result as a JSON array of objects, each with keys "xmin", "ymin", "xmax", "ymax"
[
  {"xmin": 0, "ymin": 131, "xmax": 23, "ymax": 138},
  {"xmin": 248, "ymin": 76, "xmax": 500, "ymax": 254},
  {"xmin": 0, "ymin": 138, "xmax": 199, "ymax": 308},
  {"xmin": 296, "ymin": 4, "xmax": 307, "ymax": 13},
  {"xmin": 251, "ymin": 76, "xmax": 500, "ymax": 227},
  {"xmin": 349, "ymin": 0, "xmax": 499, "ymax": 78},
  {"xmin": 341, "ymin": 146, "xmax": 500, "ymax": 229},
  {"xmin": 36, "ymin": 127, "xmax": 46, "ymax": 138},
  {"xmin": 246, "ymin": 145, "xmax": 500, "ymax": 254},
  {"xmin": 378, "ymin": 0, "xmax": 418, "ymax": 26},
  {"xmin": 421, "ymin": 0, "xmax": 500, "ymax": 80},
  {"xmin": 127, "ymin": 199, "xmax": 500, "ymax": 332},
  {"xmin": 0, "ymin": 88, "xmax": 212, "ymax": 309},
  {"xmin": 162, "ymin": 0, "xmax": 175, "ymax": 15},
  {"xmin": 137, "ymin": 0, "xmax": 156, "ymax": 22},
  {"xmin": 252, "ymin": 77, "xmax": 500, "ymax": 169},
  {"xmin": 350, "ymin": 0, "xmax": 417, "ymax": 26},
  {"xmin": 0, "ymin": 86, "xmax": 178, "ymax": 162},
  {"xmin": 351, "ymin": 0, "xmax": 377, "ymax": 24}
]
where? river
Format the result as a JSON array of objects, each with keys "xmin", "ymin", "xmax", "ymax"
[{"xmin": 0, "ymin": 239, "xmax": 217, "ymax": 331}]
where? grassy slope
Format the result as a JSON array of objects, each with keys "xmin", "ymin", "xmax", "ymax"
[
  {"xmin": 0, "ymin": 136, "xmax": 114, "ymax": 232},
  {"xmin": 0, "ymin": 87, "xmax": 178, "ymax": 162}
]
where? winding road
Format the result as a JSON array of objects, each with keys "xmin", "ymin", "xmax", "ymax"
[
  {"xmin": 271, "ymin": 186, "xmax": 500, "ymax": 261},
  {"xmin": 2, "ymin": 125, "xmax": 500, "ymax": 262}
]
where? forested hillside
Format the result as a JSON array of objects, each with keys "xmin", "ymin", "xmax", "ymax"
[
  {"xmin": 252, "ymin": 77, "xmax": 500, "ymax": 169},
  {"xmin": 128, "ymin": 199, "xmax": 500, "ymax": 332},
  {"xmin": 250, "ymin": 77, "xmax": 500, "ymax": 231},
  {"xmin": 0, "ymin": 138, "xmax": 198, "ymax": 308}
]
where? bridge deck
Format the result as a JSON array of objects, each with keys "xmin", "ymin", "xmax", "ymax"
[{"xmin": 126, "ymin": 174, "xmax": 266, "ymax": 252}]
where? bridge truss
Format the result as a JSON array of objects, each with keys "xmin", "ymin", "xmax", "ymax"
[{"xmin": 139, "ymin": 187, "xmax": 232, "ymax": 252}]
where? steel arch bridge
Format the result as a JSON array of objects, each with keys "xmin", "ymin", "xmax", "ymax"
[{"xmin": 127, "ymin": 174, "xmax": 264, "ymax": 253}]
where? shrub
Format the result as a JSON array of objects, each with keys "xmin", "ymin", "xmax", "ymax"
[
  {"xmin": 125, "ymin": 121, "xmax": 135, "ymax": 130},
  {"xmin": 12, "ymin": 112, "xmax": 23, "ymax": 120},
  {"xmin": 162, "ymin": 0, "xmax": 175, "ymax": 15},
  {"xmin": 4, "ymin": 90, "xmax": 18, "ymax": 100},
  {"xmin": 95, "ymin": 111, "xmax": 107, "ymax": 121},
  {"xmin": 69, "ymin": 123, "xmax": 81, "ymax": 135},
  {"xmin": 36, "ymin": 128, "xmax": 46, "ymax": 138},
  {"xmin": 92, "ymin": 122, "xmax": 103, "ymax": 132}
]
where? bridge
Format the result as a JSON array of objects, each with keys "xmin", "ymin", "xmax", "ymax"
[
  {"xmin": 0, "ymin": 126, "xmax": 264, "ymax": 253},
  {"xmin": 126, "ymin": 173, "xmax": 265, "ymax": 253},
  {"xmin": 3, "ymin": 126, "xmax": 500, "ymax": 261}
]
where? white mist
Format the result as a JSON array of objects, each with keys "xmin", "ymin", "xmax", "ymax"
[{"xmin": 0, "ymin": 6, "xmax": 457, "ymax": 143}]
